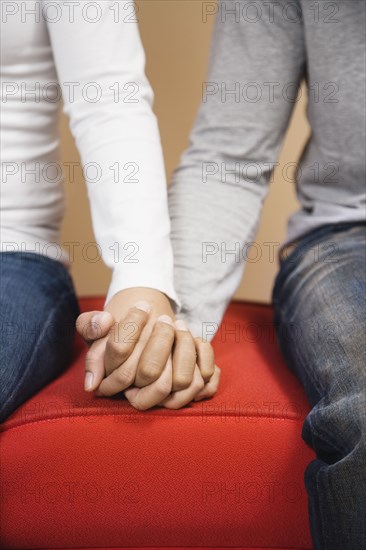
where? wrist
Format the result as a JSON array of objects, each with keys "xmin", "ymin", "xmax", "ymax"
[{"xmin": 105, "ymin": 287, "xmax": 175, "ymax": 321}]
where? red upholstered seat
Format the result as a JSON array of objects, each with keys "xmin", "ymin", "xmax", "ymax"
[{"xmin": 1, "ymin": 299, "xmax": 314, "ymax": 550}]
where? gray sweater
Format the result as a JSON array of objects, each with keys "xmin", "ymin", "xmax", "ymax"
[{"xmin": 169, "ymin": 0, "xmax": 366, "ymax": 338}]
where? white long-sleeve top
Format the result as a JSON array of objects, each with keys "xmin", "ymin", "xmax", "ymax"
[{"xmin": 0, "ymin": 0, "xmax": 179, "ymax": 306}]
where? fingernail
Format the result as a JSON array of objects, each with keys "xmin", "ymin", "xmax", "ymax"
[
  {"xmin": 84, "ymin": 372, "xmax": 94, "ymax": 391},
  {"xmin": 175, "ymin": 319, "xmax": 188, "ymax": 331},
  {"xmin": 157, "ymin": 314, "xmax": 174, "ymax": 326},
  {"xmin": 91, "ymin": 311, "xmax": 111, "ymax": 328},
  {"xmin": 134, "ymin": 300, "xmax": 151, "ymax": 312}
]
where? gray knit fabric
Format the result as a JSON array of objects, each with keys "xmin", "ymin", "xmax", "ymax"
[{"xmin": 169, "ymin": 0, "xmax": 366, "ymax": 338}]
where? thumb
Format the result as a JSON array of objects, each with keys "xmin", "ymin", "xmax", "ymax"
[
  {"xmin": 76, "ymin": 310, "xmax": 114, "ymax": 344},
  {"xmin": 84, "ymin": 338, "xmax": 107, "ymax": 392}
]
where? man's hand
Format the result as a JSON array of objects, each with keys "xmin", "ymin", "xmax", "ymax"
[
  {"xmin": 124, "ymin": 363, "xmax": 221, "ymax": 410},
  {"xmin": 75, "ymin": 288, "xmax": 219, "ymax": 408}
]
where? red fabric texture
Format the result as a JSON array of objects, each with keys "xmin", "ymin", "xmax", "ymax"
[{"xmin": 1, "ymin": 299, "xmax": 314, "ymax": 549}]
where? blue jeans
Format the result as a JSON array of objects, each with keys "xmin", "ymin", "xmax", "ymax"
[
  {"xmin": 0, "ymin": 252, "xmax": 79, "ymax": 422},
  {"xmin": 272, "ymin": 222, "xmax": 366, "ymax": 550}
]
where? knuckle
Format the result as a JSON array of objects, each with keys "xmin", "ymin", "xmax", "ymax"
[
  {"xmin": 141, "ymin": 355, "xmax": 164, "ymax": 372},
  {"xmin": 156, "ymin": 379, "xmax": 172, "ymax": 398},
  {"xmin": 85, "ymin": 344, "xmax": 100, "ymax": 364},
  {"xmin": 128, "ymin": 399, "xmax": 144, "ymax": 411},
  {"xmin": 201, "ymin": 365, "xmax": 215, "ymax": 381},
  {"xmin": 212, "ymin": 385, "xmax": 219, "ymax": 396},
  {"xmin": 173, "ymin": 375, "xmax": 191, "ymax": 391},
  {"xmin": 114, "ymin": 367, "xmax": 134, "ymax": 388},
  {"xmin": 194, "ymin": 378, "xmax": 205, "ymax": 394},
  {"xmin": 107, "ymin": 337, "xmax": 132, "ymax": 360},
  {"xmin": 137, "ymin": 364, "xmax": 160, "ymax": 384}
]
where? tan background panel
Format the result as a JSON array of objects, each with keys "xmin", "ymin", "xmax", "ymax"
[{"xmin": 60, "ymin": 0, "xmax": 310, "ymax": 303}]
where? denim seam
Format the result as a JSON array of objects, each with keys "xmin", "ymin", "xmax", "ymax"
[
  {"xmin": 274, "ymin": 309, "xmax": 346, "ymax": 457},
  {"xmin": 314, "ymin": 461, "xmax": 328, "ymax": 550},
  {"xmin": 274, "ymin": 223, "xmax": 366, "ymax": 308}
]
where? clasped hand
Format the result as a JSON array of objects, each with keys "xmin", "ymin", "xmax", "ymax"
[{"xmin": 75, "ymin": 288, "xmax": 220, "ymax": 410}]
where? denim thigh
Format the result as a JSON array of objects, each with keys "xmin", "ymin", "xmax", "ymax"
[
  {"xmin": 0, "ymin": 253, "xmax": 80, "ymax": 421},
  {"xmin": 272, "ymin": 222, "xmax": 366, "ymax": 550}
]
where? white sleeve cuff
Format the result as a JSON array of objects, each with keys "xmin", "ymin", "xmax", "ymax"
[{"xmin": 105, "ymin": 266, "xmax": 181, "ymax": 314}]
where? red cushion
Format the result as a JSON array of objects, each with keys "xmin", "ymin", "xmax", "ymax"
[{"xmin": 1, "ymin": 299, "xmax": 314, "ymax": 550}]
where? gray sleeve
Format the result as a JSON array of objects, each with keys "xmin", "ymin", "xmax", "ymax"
[{"xmin": 169, "ymin": 0, "xmax": 306, "ymax": 339}]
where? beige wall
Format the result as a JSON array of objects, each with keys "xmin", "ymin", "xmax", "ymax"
[{"xmin": 60, "ymin": 0, "xmax": 310, "ymax": 303}]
